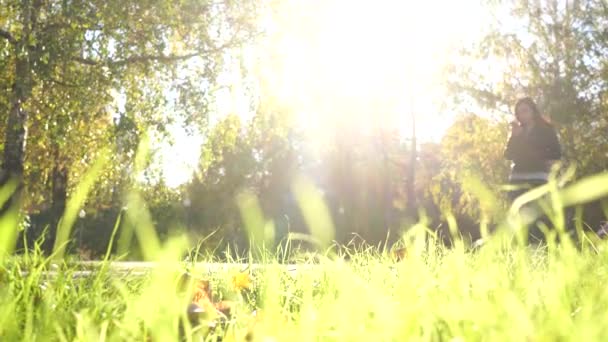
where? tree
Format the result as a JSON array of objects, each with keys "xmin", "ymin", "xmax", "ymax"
[
  {"xmin": 0, "ymin": 0, "xmax": 259, "ymax": 253},
  {"xmin": 184, "ymin": 109, "xmax": 303, "ymax": 255},
  {"xmin": 445, "ymin": 0, "xmax": 608, "ymax": 232},
  {"xmin": 429, "ymin": 114, "xmax": 509, "ymax": 239},
  {"xmin": 447, "ymin": 0, "xmax": 608, "ymax": 176}
]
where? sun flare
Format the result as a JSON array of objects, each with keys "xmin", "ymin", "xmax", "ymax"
[
  {"xmin": 258, "ymin": 0, "xmax": 487, "ymax": 142},
  {"xmin": 162, "ymin": 0, "xmax": 488, "ymax": 187}
]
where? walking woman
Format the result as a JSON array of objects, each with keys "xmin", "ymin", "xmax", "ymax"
[
  {"xmin": 504, "ymin": 97, "xmax": 562, "ymax": 200},
  {"xmin": 504, "ymin": 97, "xmax": 562, "ymax": 241}
]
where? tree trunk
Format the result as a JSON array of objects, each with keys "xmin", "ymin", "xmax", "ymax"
[
  {"xmin": 0, "ymin": 0, "xmax": 39, "ymax": 256},
  {"xmin": 0, "ymin": 53, "xmax": 30, "ymax": 216},
  {"xmin": 1, "ymin": 0, "xmax": 42, "ymax": 206}
]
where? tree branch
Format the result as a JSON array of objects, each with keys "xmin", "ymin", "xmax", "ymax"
[
  {"xmin": 72, "ymin": 34, "xmax": 242, "ymax": 67},
  {"xmin": 71, "ymin": 56, "xmax": 101, "ymax": 66},
  {"xmin": 72, "ymin": 50, "xmax": 206, "ymax": 67},
  {"xmin": 113, "ymin": 51, "xmax": 205, "ymax": 66},
  {"xmin": 0, "ymin": 28, "xmax": 17, "ymax": 45},
  {"xmin": 48, "ymin": 76, "xmax": 82, "ymax": 88}
]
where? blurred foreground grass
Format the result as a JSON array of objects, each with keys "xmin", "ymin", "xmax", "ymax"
[
  {"xmin": 1, "ymin": 149, "xmax": 608, "ymax": 341},
  {"xmin": 1, "ymin": 233, "xmax": 608, "ymax": 341}
]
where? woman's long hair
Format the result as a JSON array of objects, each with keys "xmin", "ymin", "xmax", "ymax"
[{"xmin": 514, "ymin": 97, "xmax": 551, "ymax": 126}]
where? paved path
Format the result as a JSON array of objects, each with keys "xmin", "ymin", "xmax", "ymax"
[{"xmin": 19, "ymin": 261, "xmax": 310, "ymax": 278}]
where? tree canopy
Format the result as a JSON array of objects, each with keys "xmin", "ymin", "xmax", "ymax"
[{"xmin": 1, "ymin": 0, "xmax": 607, "ymax": 258}]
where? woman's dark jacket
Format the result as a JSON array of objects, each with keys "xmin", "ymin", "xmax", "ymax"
[{"xmin": 504, "ymin": 123, "xmax": 561, "ymax": 180}]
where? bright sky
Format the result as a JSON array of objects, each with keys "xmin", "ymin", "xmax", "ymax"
[
  {"xmin": 161, "ymin": 0, "xmax": 494, "ymax": 187},
  {"xmin": 255, "ymin": 0, "xmax": 492, "ymax": 141}
]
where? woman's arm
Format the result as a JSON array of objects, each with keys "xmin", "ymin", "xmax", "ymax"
[
  {"xmin": 541, "ymin": 125, "xmax": 561, "ymax": 169},
  {"xmin": 504, "ymin": 122, "xmax": 524, "ymax": 160},
  {"xmin": 543, "ymin": 126, "xmax": 561, "ymax": 160}
]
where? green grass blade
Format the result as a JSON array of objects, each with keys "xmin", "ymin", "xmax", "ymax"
[{"xmin": 52, "ymin": 149, "xmax": 109, "ymax": 261}]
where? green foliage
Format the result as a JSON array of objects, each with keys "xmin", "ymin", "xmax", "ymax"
[
  {"xmin": 1, "ymin": 0, "xmax": 259, "ymax": 179},
  {"xmin": 440, "ymin": 0, "xmax": 608, "ymax": 235},
  {"xmin": 186, "ymin": 111, "xmax": 299, "ymax": 254},
  {"xmin": 431, "ymin": 115, "xmax": 510, "ymax": 222},
  {"xmin": 315, "ymin": 127, "xmax": 411, "ymax": 243},
  {"xmin": 447, "ymin": 0, "xmax": 608, "ymax": 177},
  {"xmin": 2, "ymin": 0, "xmax": 608, "ymax": 256},
  {"xmin": 1, "ymin": 0, "xmax": 261, "ymax": 254}
]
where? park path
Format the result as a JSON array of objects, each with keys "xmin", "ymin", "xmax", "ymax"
[{"xmin": 19, "ymin": 261, "xmax": 306, "ymax": 278}]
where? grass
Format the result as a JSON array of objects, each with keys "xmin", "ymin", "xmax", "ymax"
[
  {"xmin": 1, "ymin": 230, "xmax": 608, "ymax": 341},
  {"xmin": 1, "ymin": 154, "xmax": 608, "ymax": 340}
]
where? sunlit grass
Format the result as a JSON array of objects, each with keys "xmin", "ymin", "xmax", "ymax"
[
  {"xmin": 1, "ymin": 160, "xmax": 608, "ymax": 340},
  {"xmin": 2, "ymin": 233, "xmax": 608, "ymax": 341}
]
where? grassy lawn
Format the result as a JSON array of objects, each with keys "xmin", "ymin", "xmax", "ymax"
[
  {"xmin": 2, "ymin": 231, "xmax": 608, "ymax": 341},
  {"xmin": 1, "ymin": 172, "xmax": 607, "ymax": 341}
]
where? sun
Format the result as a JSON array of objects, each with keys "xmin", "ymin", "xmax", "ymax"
[{"xmin": 257, "ymin": 0, "xmax": 488, "ymax": 143}]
